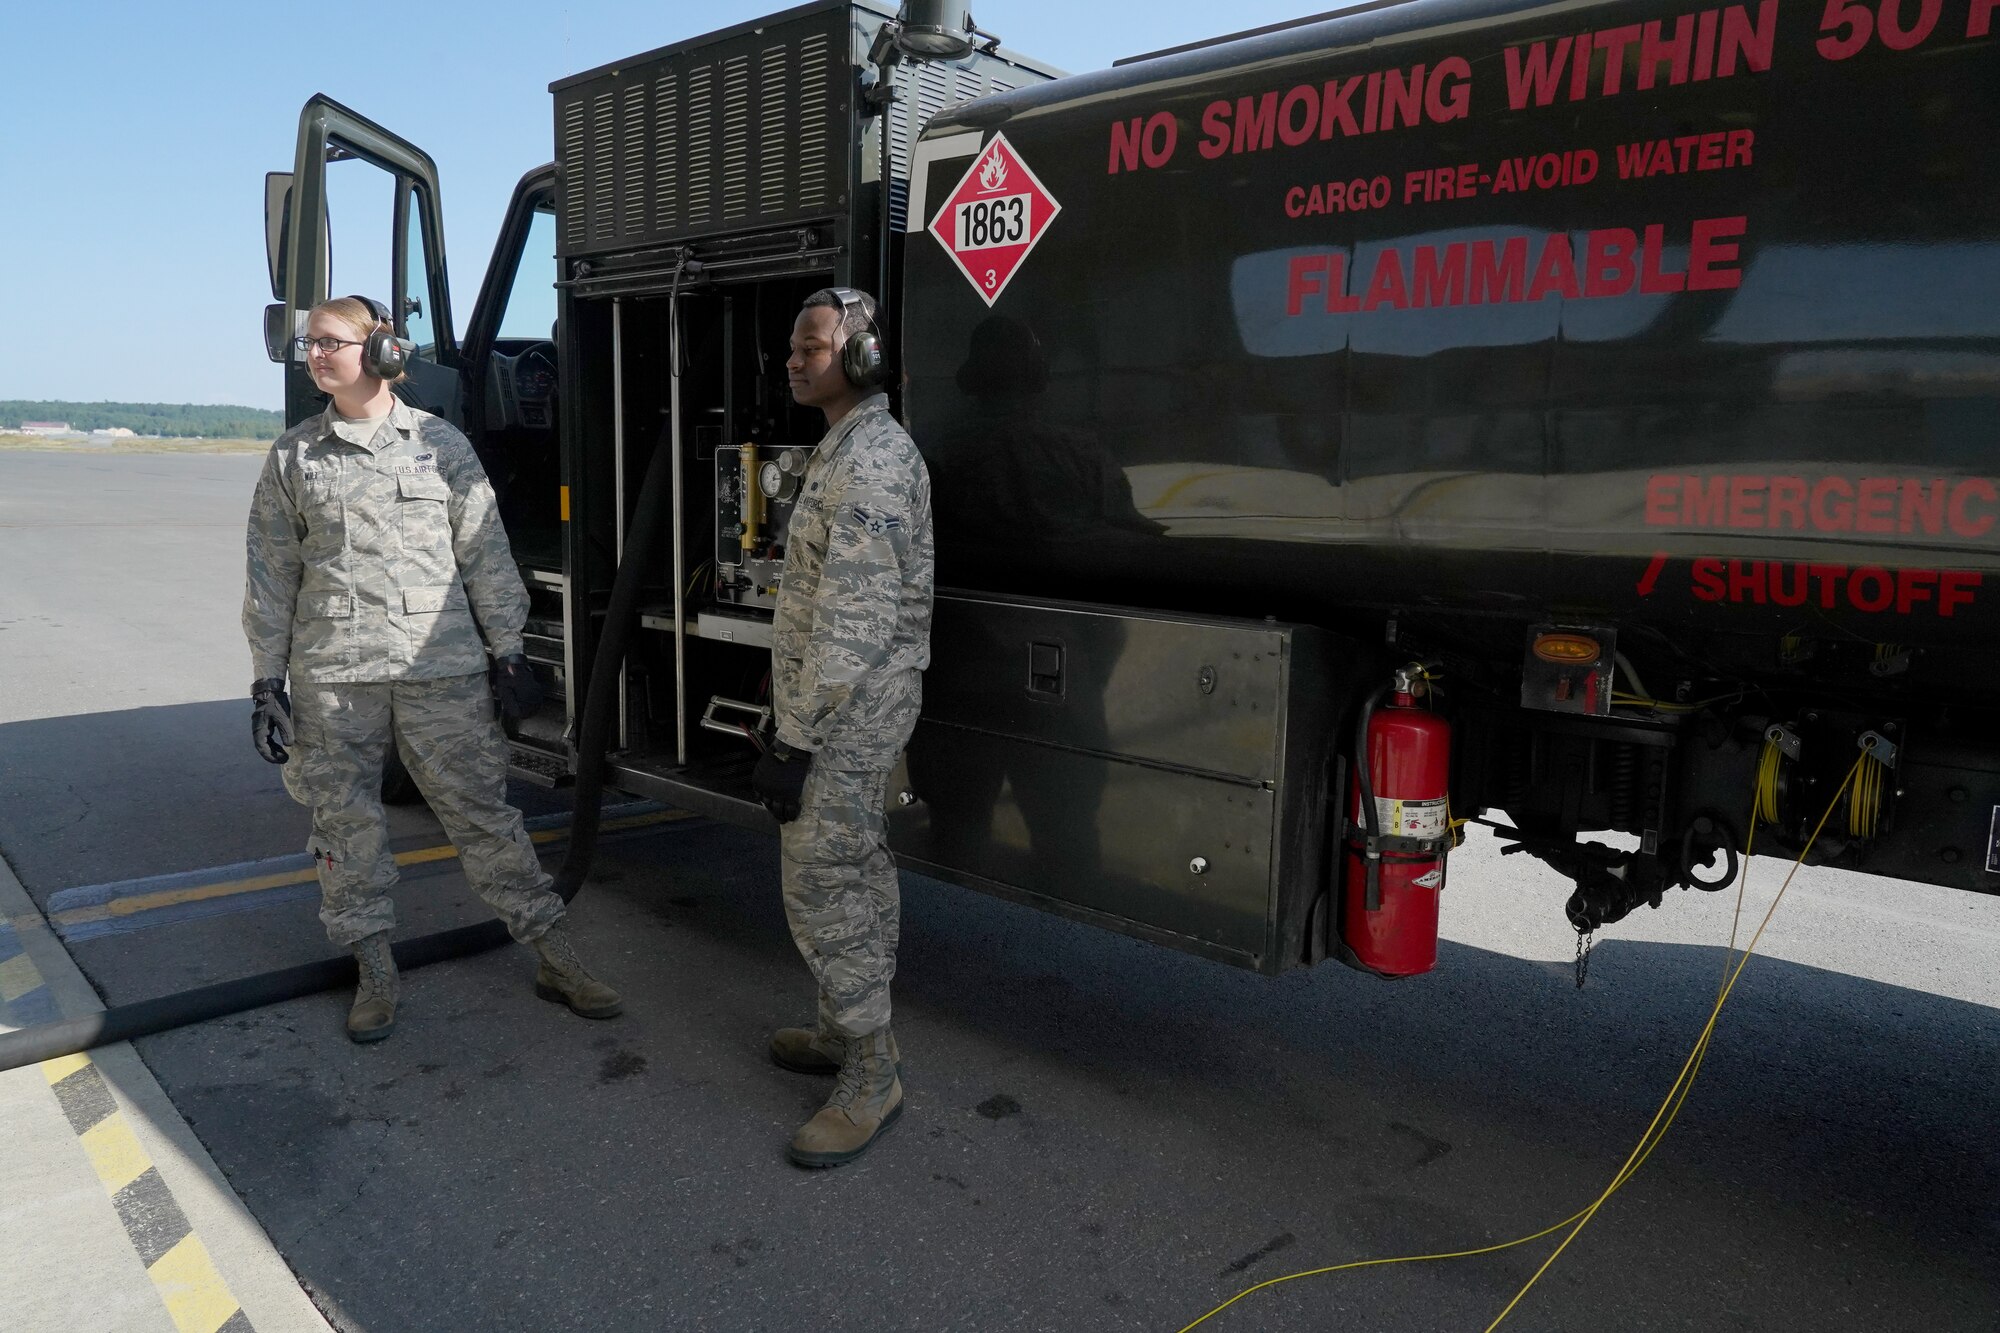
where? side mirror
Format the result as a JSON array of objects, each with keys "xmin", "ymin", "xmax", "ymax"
[
  {"xmin": 264, "ymin": 172, "xmax": 293, "ymax": 301},
  {"xmin": 264, "ymin": 303, "xmax": 293, "ymax": 363}
]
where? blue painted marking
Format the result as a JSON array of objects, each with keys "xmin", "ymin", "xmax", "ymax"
[
  {"xmin": 48, "ymin": 803, "xmax": 676, "ymax": 943},
  {"xmin": 2, "ymin": 986, "xmax": 61, "ymax": 1028}
]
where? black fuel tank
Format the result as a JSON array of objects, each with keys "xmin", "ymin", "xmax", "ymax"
[{"xmin": 900, "ymin": 0, "xmax": 2000, "ymax": 656}]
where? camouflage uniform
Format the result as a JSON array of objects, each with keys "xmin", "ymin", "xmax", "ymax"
[
  {"xmin": 243, "ymin": 400, "xmax": 564, "ymax": 946},
  {"xmin": 772, "ymin": 393, "xmax": 934, "ymax": 1039}
]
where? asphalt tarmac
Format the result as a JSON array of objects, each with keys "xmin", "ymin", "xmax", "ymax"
[{"xmin": 2, "ymin": 451, "xmax": 1995, "ymax": 1331}]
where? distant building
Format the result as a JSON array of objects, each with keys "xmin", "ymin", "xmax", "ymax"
[
  {"xmin": 89, "ymin": 427, "xmax": 136, "ymax": 438},
  {"xmin": 19, "ymin": 421, "xmax": 72, "ymax": 435}
]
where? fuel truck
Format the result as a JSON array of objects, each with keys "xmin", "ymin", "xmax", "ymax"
[{"xmin": 262, "ymin": 0, "xmax": 2000, "ymax": 980}]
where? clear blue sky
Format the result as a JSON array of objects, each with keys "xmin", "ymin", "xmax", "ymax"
[{"xmin": 0, "ymin": 0, "xmax": 1329, "ymax": 411}]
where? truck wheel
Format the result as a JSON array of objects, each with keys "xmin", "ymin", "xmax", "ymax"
[{"xmin": 381, "ymin": 749, "xmax": 425, "ymax": 805}]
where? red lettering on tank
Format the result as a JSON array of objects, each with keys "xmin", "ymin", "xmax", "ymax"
[
  {"xmin": 1362, "ymin": 249, "xmax": 1411, "ymax": 311},
  {"xmin": 1848, "ymin": 566, "xmax": 1895, "ymax": 613},
  {"xmin": 1808, "ymin": 564, "xmax": 1849, "ymax": 608},
  {"xmin": 1470, "ymin": 238, "xmax": 1528, "ymax": 303},
  {"xmin": 1593, "ymin": 25, "xmax": 1644, "ymax": 95},
  {"xmin": 1583, "ymin": 228, "xmax": 1638, "ymax": 297},
  {"xmin": 1769, "ymin": 562, "xmax": 1809, "ymax": 606},
  {"xmin": 1109, "ymin": 118, "xmax": 1145, "ymax": 175},
  {"xmin": 1971, "ymin": 0, "xmax": 1997, "ymax": 38},
  {"xmin": 1855, "ymin": 478, "xmax": 1897, "ymax": 534},
  {"xmin": 1504, "ymin": 36, "xmax": 1574, "ymax": 108},
  {"xmin": 1320, "ymin": 76, "xmax": 1365, "ymax": 139},
  {"xmin": 1692, "ymin": 558, "xmax": 1727, "ymax": 601},
  {"xmin": 1639, "ymin": 225, "xmax": 1687, "ymax": 293},
  {"xmin": 1199, "ymin": 102, "xmax": 1231, "ymax": 159},
  {"xmin": 1412, "ymin": 243, "xmax": 1469, "ymax": 307},
  {"xmin": 1427, "ymin": 58, "xmax": 1473, "ymax": 121},
  {"xmin": 1639, "ymin": 14, "xmax": 1696, "ymax": 88},
  {"xmin": 1811, "ymin": 478, "xmax": 1855, "ymax": 532},
  {"xmin": 1901, "ymin": 479, "xmax": 1946, "ymax": 535},
  {"xmin": 1728, "ymin": 559, "xmax": 1767, "ymax": 604},
  {"xmin": 1645, "ymin": 476, "xmax": 1679, "ymax": 526},
  {"xmin": 1381, "ymin": 66, "xmax": 1425, "ymax": 131},
  {"xmin": 1896, "ymin": 568, "xmax": 1936, "ymax": 614},
  {"xmin": 1768, "ymin": 476, "xmax": 1808, "ymax": 530},
  {"xmin": 1729, "ymin": 475, "xmax": 1767, "ymax": 527},
  {"xmin": 1234, "ymin": 92, "xmax": 1281, "ymax": 154},
  {"xmin": 1636, "ymin": 551, "xmax": 1670, "ymax": 596},
  {"xmin": 1526, "ymin": 233, "xmax": 1580, "ymax": 301},
  {"xmin": 1688, "ymin": 216, "xmax": 1746, "ymax": 289},
  {"xmin": 1278, "ymin": 86, "xmax": 1319, "ymax": 148},
  {"xmin": 1719, "ymin": 0, "xmax": 1778, "ymax": 76},
  {"xmin": 1940, "ymin": 571, "xmax": 1983, "ymax": 615},
  {"xmin": 1686, "ymin": 476, "xmax": 1729, "ymax": 526},
  {"xmin": 1950, "ymin": 479, "xmax": 1997, "ymax": 537},
  {"xmin": 1286, "ymin": 254, "xmax": 1329, "ymax": 316}
]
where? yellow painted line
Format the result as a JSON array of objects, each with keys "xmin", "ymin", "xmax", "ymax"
[
  {"xmin": 49, "ymin": 809, "xmax": 691, "ymax": 929},
  {"xmin": 79, "ymin": 1113, "xmax": 152, "ymax": 1195},
  {"xmin": 148, "ymin": 1233, "xmax": 242, "ymax": 1333},
  {"xmin": 0, "ymin": 949, "xmax": 43, "ymax": 1001},
  {"xmin": 40, "ymin": 1051, "xmax": 91, "ymax": 1083},
  {"xmin": 1147, "ymin": 468, "xmax": 1232, "ymax": 508},
  {"xmin": 41, "ymin": 1056, "xmax": 247, "ymax": 1332},
  {"xmin": 559, "ymin": 484, "xmax": 571, "ymax": 521}
]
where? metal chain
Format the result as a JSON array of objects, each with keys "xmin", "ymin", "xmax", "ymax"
[{"xmin": 1573, "ymin": 928, "xmax": 1594, "ymax": 989}]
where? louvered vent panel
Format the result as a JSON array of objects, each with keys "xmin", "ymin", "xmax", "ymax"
[
  {"xmin": 795, "ymin": 32, "xmax": 831, "ymax": 211},
  {"xmin": 620, "ymin": 83, "xmax": 648, "ymax": 238},
  {"xmin": 560, "ymin": 99, "xmax": 588, "ymax": 250},
  {"xmin": 685, "ymin": 63, "xmax": 714, "ymax": 229},
  {"xmin": 590, "ymin": 92, "xmax": 615, "ymax": 243},
  {"xmin": 758, "ymin": 45, "xmax": 789, "ymax": 215},
  {"xmin": 554, "ymin": 9, "xmax": 1046, "ymax": 260},
  {"xmin": 653, "ymin": 73, "xmax": 680, "ymax": 235},
  {"xmin": 721, "ymin": 55, "xmax": 751, "ymax": 221}
]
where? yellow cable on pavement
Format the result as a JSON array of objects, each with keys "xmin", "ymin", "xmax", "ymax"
[{"xmin": 1177, "ymin": 754, "xmax": 1867, "ymax": 1333}]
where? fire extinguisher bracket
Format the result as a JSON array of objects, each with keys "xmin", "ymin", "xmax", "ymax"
[{"xmin": 1343, "ymin": 823, "xmax": 1451, "ymax": 858}]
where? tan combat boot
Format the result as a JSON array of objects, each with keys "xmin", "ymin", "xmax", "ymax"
[
  {"xmin": 787, "ymin": 1028, "xmax": 902, "ymax": 1167},
  {"xmin": 769, "ymin": 1024, "xmax": 901, "ymax": 1075},
  {"xmin": 531, "ymin": 922, "xmax": 623, "ymax": 1018},
  {"xmin": 347, "ymin": 931, "xmax": 398, "ymax": 1043}
]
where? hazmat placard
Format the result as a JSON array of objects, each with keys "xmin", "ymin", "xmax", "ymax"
[{"xmin": 927, "ymin": 133, "xmax": 1061, "ymax": 307}]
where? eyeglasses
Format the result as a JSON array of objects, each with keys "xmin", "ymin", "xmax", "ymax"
[{"xmin": 293, "ymin": 335, "xmax": 363, "ymax": 356}]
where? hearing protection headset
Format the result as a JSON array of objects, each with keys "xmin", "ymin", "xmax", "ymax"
[
  {"xmin": 829, "ymin": 287, "xmax": 889, "ymax": 389},
  {"xmin": 346, "ymin": 294, "xmax": 416, "ymax": 380}
]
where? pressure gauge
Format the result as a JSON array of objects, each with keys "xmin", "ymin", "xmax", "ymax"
[{"xmin": 759, "ymin": 460, "xmax": 797, "ymax": 502}]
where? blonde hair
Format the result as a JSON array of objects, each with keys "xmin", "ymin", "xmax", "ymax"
[{"xmin": 309, "ymin": 296, "xmax": 408, "ymax": 384}]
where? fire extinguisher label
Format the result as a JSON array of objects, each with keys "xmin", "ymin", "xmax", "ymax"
[
  {"xmin": 1412, "ymin": 867, "xmax": 1445, "ymax": 890},
  {"xmin": 1375, "ymin": 796, "xmax": 1448, "ymax": 840}
]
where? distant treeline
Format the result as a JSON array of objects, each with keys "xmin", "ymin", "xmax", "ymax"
[{"xmin": 2, "ymin": 401, "xmax": 285, "ymax": 439}]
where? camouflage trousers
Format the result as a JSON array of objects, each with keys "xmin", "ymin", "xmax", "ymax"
[
  {"xmin": 779, "ymin": 765, "xmax": 900, "ymax": 1040},
  {"xmin": 282, "ymin": 672, "xmax": 565, "ymax": 948}
]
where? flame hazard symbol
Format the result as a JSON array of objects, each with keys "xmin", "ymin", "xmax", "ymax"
[{"xmin": 978, "ymin": 153, "xmax": 1008, "ymax": 193}]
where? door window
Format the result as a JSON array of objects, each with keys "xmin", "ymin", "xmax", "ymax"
[{"xmin": 498, "ymin": 208, "xmax": 559, "ymax": 342}]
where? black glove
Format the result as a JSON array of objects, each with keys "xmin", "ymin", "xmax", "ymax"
[
  {"xmin": 491, "ymin": 653, "xmax": 544, "ymax": 721},
  {"xmin": 752, "ymin": 740, "xmax": 812, "ymax": 824},
  {"xmin": 250, "ymin": 677, "xmax": 293, "ymax": 764}
]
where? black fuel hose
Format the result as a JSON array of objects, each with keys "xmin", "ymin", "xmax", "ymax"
[
  {"xmin": 1352, "ymin": 683, "xmax": 1389, "ymax": 913},
  {"xmin": 0, "ymin": 418, "xmax": 680, "ymax": 1074}
]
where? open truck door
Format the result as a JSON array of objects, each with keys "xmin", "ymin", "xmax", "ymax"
[{"xmin": 264, "ymin": 95, "xmax": 459, "ymax": 426}]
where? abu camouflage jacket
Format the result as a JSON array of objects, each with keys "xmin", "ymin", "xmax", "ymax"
[
  {"xmin": 772, "ymin": 393, "xmax": 935, "ymax": 771},
  {"xmin": 242, "ymin": 400, "xmax": 527, "ymax": 684}
]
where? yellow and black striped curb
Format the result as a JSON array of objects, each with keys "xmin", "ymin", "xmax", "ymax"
[{"xmin": 38, "ymin": 1052, "xmax": 255, "ymax": 1333}]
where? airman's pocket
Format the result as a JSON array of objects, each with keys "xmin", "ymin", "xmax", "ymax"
[{"xmin": 398, "ymin": 473, "xmax": 452, "ymax": 550}]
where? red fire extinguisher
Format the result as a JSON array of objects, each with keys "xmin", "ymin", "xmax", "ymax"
[{"xmin": 1341, "ymin": 663, "xmax": 1451, "ymax": 977}]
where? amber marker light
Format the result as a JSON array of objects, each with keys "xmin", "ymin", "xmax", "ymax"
[{"xmin": 1533, "ymin": 633, "xmax": 1602, "ymax": 663}]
